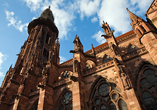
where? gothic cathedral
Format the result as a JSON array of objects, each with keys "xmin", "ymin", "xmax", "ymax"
[{"xmin": 1, "ymin": 0, "xmax": 157, "ymax": 110}]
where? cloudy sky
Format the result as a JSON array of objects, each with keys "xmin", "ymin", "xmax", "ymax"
[{"xmin": 0, "ymin": 0, "xmax": 153, "ymax": 85}]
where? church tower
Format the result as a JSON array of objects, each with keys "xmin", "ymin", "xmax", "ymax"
[
  {"xmin": 0, "ymin": 7, "xmax": 59, "ymax": 110},
  {"xmin": 127, "ymin": 8, "xmax": 157, "ymax": 65}
]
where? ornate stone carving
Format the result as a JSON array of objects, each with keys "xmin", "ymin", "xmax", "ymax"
[
  {"xmin": 74, "ymin": 60, "xmax": 81, "ymax": 74},
  {"xmin": 118, "ymin": 66, "xmax": 131, "ymax": 90},
  {"xmin": 102, "ymin": 21, "xmax": 111, "ymax": 35},
  {"xmin": 113, "ymin": 57, "xmax": 120, "ymax": 65},
  {"xmin": 38, "ymin": 64, "xmax": 49, "ymax": 88},
  {"xmin": 112, "ymin": 44, "xmax": 119, "ymax": 55}
]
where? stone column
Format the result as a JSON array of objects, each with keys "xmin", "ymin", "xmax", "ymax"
[
  {"xmin": 72, "ymin": 74, "xmax": 87, "ymax": 110},
  {"xmin": 141, "ymin": 32, "xmax": 157, "ymax": 65},
  {"xmin": 37, "ymin": 86, "xmax": 53, "ymax": 110}
]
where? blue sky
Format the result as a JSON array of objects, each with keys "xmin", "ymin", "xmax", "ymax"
[{"xmin": 0, "ymin": 0, "xmax": 153, "ymax": 85}]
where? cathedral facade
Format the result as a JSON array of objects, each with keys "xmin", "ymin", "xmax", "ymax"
[{"xmin": 1, "ymin": 0, "xmax": 157, "ymax": 110}]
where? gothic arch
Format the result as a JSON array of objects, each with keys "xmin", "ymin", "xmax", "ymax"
[
  {"xmin": 88, "ymin": 77, "xmax": 126, "ymax": 110},
  {"xmin": 88, "ymin": 76, "xmax": 104, "ymax": 98},
  {"xmin": 136, "ymin": 62, "xmax": 157, "ymax": 110},
  {"xmin": 28, "ymin": 98, "xmax": 39, "ymax": 110},
  {"xmin": 108, "ymin": 101, "xmax": 117, "ymax": 110},
  {"xmin": 117, "ymin": 98, "xmax": 128, "ymax": 110},
  {"xmin": 134, "ymin": 61, "xmax": 154, "ymax": 90},
  {"xmin": 58, "ymin": 70, "xmax": 73, "ymax": 80},
  {"xmin": 56, "ymin": 87, "xmax": 72, "ymax": 110}
]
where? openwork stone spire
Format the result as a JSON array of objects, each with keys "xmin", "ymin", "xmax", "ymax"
[
  {"xmin": 126, "ymin": 8, "xmax": 143, "ymax": 27},
  {"xmin": 40, "ymin": 6, "xmax": 54, "ymax": 22}
]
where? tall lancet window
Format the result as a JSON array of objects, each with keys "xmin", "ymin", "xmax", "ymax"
[
  {"xmin": 137, "ymin": 64, "xmax": 157, "ymax": 110},
  {"xmin": 62, "ymin": 71, "xmax": 70, "ymax": 80},
  {"xmin": 30, "ymin": 99, "xmax": 38, "ymax": 110},
  {"xmin": 58, "ymin": 91, "xmax": 73, "ymax": 110}
]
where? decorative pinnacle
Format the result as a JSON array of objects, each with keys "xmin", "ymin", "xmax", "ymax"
[
  {"xmin": 75, "ymin": 34, "xmax": 78, "ymax": 39},
  {"xmin": 126, "ymin": 8, "xmax": 129, "ymax": 11},
  {"xmin": 49, "ymin": 6, "xmax": 50, "ymax": 9},
  {"xmin": 56, "ymin": 38, "xmax": 59, "ymax": 44},
  {"xmin": 91, "ymin": 44, "xmax": 94, "ymax": 49}
]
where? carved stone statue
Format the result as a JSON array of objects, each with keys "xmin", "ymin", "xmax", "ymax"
[
  {"xmin": 74, "ymin": 60, "xmax": 81, "ymax": 74},
  {"xmin": 112, "ymin": 44, "xmax": 119, "ymax": 55},
  {"xmin": 119, "ymin": 66, "xmax": 130, "ymax": 90},
  {"xmin": 120, "ymin": 73, "xmax": 130, "ymax": 90},
  {"xmin": 74, "ymin": 35, "xmax": 82, "ymax": 51},
  {"xmin": 102, "ymin": 21, "xmax": 111, "ymax": 35}
]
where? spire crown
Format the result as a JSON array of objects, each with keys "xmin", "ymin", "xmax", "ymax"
[
  {"xmin": 126, "ymin": 8, "xmax": 143, "ymax": 26},
  {"xmin": 102, "ymin": 21, "xmax": 111, "ymax": 35},
  {"xmin": 40, "ymin": 6, "xmax": 54, "ymax": 22}
]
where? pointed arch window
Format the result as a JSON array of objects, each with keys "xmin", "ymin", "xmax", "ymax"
[
  {"xmin": 140, "ymin": 25, "xmax": 146, "ymax": 33},
  {"xmin": 137, "ymin": 65, "xmax": 157, "ymax": 110},
  {"xmin": 58, "ymin": 91, "xmax": 72, "ymax": 110},
  {"xmin": 118, "ymin": 99, "xmax": 128, "ymax": 110},
  {"xmin": 103, "ymin": 55, "xmax": 112, "ymax": 63},
  {"xmin": 110, "ymin": 102, "xmax": 117, "ymax": 110},
  {"xmin": 136, "ymin": 28, "xmax": 142, "ymax": 36},
  {"xmin": 62, "ymin": 71, "xmax": 70, "ymax": 80},
  {"xmin": 30, "ymin": 99, "xmax": 38, "ymax": 110},
  {"xmin": 46, "ymin": 34, "xmax": 50, "ymax": 44},
  {"xmin": 89, "ymin": 79, "xmax": 128, "ymax": 110},
  {"xmin": 43, "ymin": 48, "xmax": 49, "ymax": 60},
  {"xmin": 142, "ymin": 91, "xmax": 157, "ymax": 110},
  {"xmin": 100, "ymin": 104, "xmax": 107, "ymax": 110}
]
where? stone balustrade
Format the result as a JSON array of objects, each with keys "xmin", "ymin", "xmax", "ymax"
[
  {"xmin": 122, "ymin": 47, "xmax": 147, "ymax": 61},
  {"xmin": 84, "ymin": 60, "xmax": 114, "ymax": 76}
]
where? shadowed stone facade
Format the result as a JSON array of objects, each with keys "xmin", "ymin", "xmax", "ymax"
[{"xmin": 1, "ymin": 0, "xmax": 157, "ymax": 110}]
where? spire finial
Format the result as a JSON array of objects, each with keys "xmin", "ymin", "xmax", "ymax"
[
  {"xmin": 75, "ymin": 34, "xmax": 77, "ymax": 38},
  {"xmin": 49, "ymin": 6, "xmax": 50, "ymax": 9},
  {"xmin": 126, "ymin": 8, "xmax": 129, "ymax": 11},
  {"xmin": 91, "ymin": 44, "xmax": 95, "ymax": 55}
]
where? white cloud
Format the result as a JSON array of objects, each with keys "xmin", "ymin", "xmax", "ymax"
[
  {"xmin": 98, "ymin": 0, "xmax": 131, "ymax": 35},
  {"xmin": 22, "ymin": 0, "xmax": 152, "ymax": 43},
  {"xmin": 5, "ymin": 10, "xmax": 28, "ymax": 32},
  {"xmin": 0, "ymin": 52, "xmax": 7, "ymax": 77},
  {"xmin": 91, "ymin": 17, "xmax": 98, "ymax": 23},
  {"xmin": 23, "ymin": 0, "xmax": 42, "ymax": 12},
  {"xmin": 32, "ymin": 17, "xmax": 36, "ymax": 20},
  {"xmin": 92, "ymin": 31, "xmax": 106, "ymax": 44},
  {"xmin": 60, "ymin": 56, "xmax": 66, "ymax": 64},
  {"xmin": 76, "ymin": 0, "xmax": 101, "ymax": 19},
  {"xmin": 0, "ymin": 72, "xmax": 4, "ymax": 77},
  {"xmin": 130, "ymin": 0, "xmax": 153, "ymax": 15},
  {"xmin": 2, "ymin": 2, "xmax": 9, "ymax": 7}
]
